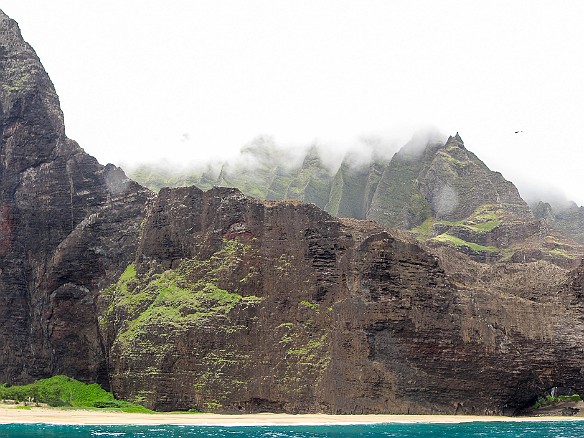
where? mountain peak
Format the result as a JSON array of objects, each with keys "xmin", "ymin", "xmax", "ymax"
[{"xmin": 445, "ymin": 132, "xmax": 465, "ymax": 149}]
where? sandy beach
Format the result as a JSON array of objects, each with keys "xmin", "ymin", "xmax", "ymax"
[{"xmin": 1, "ymin": 406, "xmax": 584, "ymax": 426}]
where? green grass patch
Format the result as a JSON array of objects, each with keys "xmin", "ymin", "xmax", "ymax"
[
  {"xmin": 469, "ymin": 220, "xmax": 501, "ymax": 232},
  {"xmin": 103, "ymin": 239, "xmax": 263, "ymax": 352},
  {"xmin": 411, "ymin": 205, "xmax": 503, "ymax": 242},
  {"xmin": 549, "ymin": 248, "xmax": 576, "ymax": 259},
  {"xmin": 445, "ymin": 205, "xmax": 502, "ymax": 232},
  {"xmin": 465, "ymin": 205, "xmax": 503, "ymax": 232},
  {"xmin": 299, "ymin": 300, "xmax": 319, "ymax": 310},
  {"xmin": 411, "ymin": 218, "xmax": 435, "ymax": 239},
  {"xmin": 0, "ymin": 376, "xmax": 151, "ymax": 411},
  {"xmin": 431, "ymin": 233, "xmax": 499, "ymax": 253}
]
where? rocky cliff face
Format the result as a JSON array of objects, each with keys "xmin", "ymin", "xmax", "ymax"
[
  {"xmin": 533, "ymin": 201, "xmax": 584, "ymax": 245},
  {"xmin": 3, "ymin": 8, "xmax": 584, "ymax": 416},
  {"xmin": 0, "ymin": 10, "xmax": 151, "ymax": 386},
  {"xmin": 98, "ymin": 185, "xmax": 584, "ymax": 414}
]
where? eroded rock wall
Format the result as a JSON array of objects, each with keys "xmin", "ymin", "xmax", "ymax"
[
  {"xmin": 0, "ymin": 10, "xmax": 151, "ymax": 386},
  {"xmin": 99, "ymin": 186, "xmax": 584, "ymax": 414}
]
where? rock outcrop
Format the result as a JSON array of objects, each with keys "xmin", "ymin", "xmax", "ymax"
[{"xmin": 0, "ymin": 10, "xmax": 151, "ymax": 386}]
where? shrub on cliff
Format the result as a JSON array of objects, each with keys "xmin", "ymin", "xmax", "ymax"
[{"xmin": 533, "ymin": 394, "xmax": 582, "ymax": 409}]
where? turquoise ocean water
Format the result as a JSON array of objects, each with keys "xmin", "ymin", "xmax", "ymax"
[{"xmin": 1, "ymin": 422, "xmax": 584, "ymax": 437}]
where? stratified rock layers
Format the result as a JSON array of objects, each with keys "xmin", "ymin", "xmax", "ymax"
[{"xmin": 99, "ymin": 187, "xmax": 584, "ymax": 414}]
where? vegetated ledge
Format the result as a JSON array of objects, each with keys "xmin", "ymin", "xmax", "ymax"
[
  {"xmin": 431, "ymin": 232, "xmax": 499, "ymax": 253},
  {"xmin": 411, "ymin": 204, "xmax": 509, "ymax": 262}
]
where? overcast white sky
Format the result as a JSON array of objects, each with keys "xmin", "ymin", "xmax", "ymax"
[{"xmin": 2, "ymin": 1, "xmax": 583, "ymax": 205}]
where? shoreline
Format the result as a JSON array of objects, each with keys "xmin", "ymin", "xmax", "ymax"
[{"xmin": 2, "ymin": 407, "xmax": 584, "ymax": 426}]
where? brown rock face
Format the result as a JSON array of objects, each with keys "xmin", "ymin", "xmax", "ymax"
[
  {"xmin": 0, "ymin": 10, "xmax": 151, "ymax": 385},
  {"xmin": 98, "ymin": 186, "xmax": 584, "ymax": 414}
]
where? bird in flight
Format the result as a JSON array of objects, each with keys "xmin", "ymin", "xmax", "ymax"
[{"xmin": 514, "ymin": 130, "xmax": 523, "ymax": 134}]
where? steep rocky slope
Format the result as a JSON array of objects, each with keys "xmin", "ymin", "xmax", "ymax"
[
  {"xmin": 369, "ymin": 133, "xmax": 531, "ymax": 225},
  {"xmin": 3, "ymin": 8, "xmax": 584, "ymax": 417},
  {"xmin": 324, "ymin": 154, "xmax": 385, "ymax": 219},
  {"xmin": 0, "ymin": 10, "xmax": 151, "ymax": 386}
]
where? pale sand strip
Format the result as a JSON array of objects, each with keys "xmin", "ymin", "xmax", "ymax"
[{"xmin": 1, "ymin": 408, "xmax": 584, "ymax": 426}]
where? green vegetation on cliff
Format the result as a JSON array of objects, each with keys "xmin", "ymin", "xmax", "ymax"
[
  {"xmin": 549, "ymin": 248, "xmax": 576, "ymax": 259},
  {"xmin": 431, "ymin": 233, "xmax": 499, "ymax": 253},
  {"xmin": 460, "ymin": 205, "xmax": 503, "ymax": 232},
  {"xmin": 412, "ymin": 205, "xmax": 503, "ymax": 240},
  {"xmin": 99, "ymin": 239, "xmax": 267, "ymax": 411},
  {"xmin": 285, "ymin": 147, "xmax": 332, "ymax": 209},
  {"xmin": 411, "ymin": 218, "xmax": 436, "ymax": 239},
  {"xmin": 532, "ymin": 393, "xmax": 582, "ymax": 409},
  {"xmin": 276, "ymin": 320, "xmax": 330, "ymax": 396},
  {"xmin": 100, "ymin": 239, "xmax": 263, "ymax": 351},
  {"xmin": 0, "ymin": 376, "xmax": 151, "ymax": 412},
  {"xmin": 368, "ymin": 148, "xmax": 432, "ymax": 229}
]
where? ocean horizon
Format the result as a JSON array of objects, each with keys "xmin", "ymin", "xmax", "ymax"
[{"xmin": 2, "ymin": 421, "xmax": 584, "ymax": 437}]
